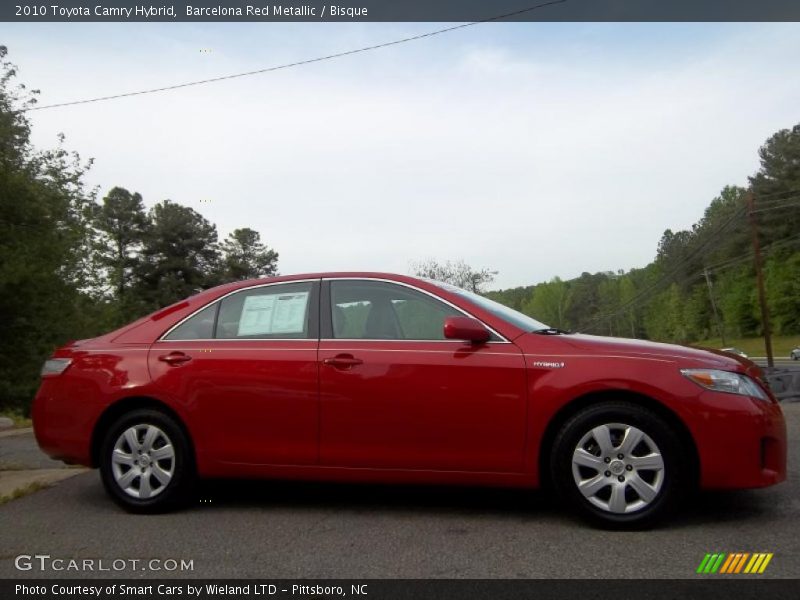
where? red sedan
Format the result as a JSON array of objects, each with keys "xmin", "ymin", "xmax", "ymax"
[{"xmin": 33, "ymin": 273, "xmax": 786, "ymax": 527}]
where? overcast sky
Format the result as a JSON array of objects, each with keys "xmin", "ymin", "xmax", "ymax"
[{"xmin": 3, "ymin": 22, "xmax": 800, "ymax": 289}]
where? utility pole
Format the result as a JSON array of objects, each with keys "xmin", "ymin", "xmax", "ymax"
[
  {"xmin": 703, "ymin": 267, "xmax": 725, "ymax": 347},
  {"xmin": 747, "ymin": 191, "xmax": 774, "ymax": 367}
]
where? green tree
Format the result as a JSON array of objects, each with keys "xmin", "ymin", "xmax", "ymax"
[
  {"xmin": 749, "ymin": 125, "xmax": 800, "ymax": 244},
  {"xmin": 0, "ymin": 47, "xmax": 98, "ymax": 411},
  {"xmin": 485, "ymin": 285, "xmax": 532, "ymax": 312},
  {"xmin": 596, "ymin": 276, "xmax": 621, "ymax": 336},
  {"xmin": 764, "ymin": 251, "xmax": 800, "ymax": 335},
  {"xmin": 221, "ymin": 228, "xmax": 279, "ymax": 281},
  {"xmin": 564, "ymin": 272, "xmax": 606, "ymax": 332},
  {"xmin": 682, "ymin": 285, "xmax": 711, "ymax": 343},
  {"xmin": 655, "ymin": 229, "xmax": 696, "ymax": 292},
  {"xmin": 693, "ymin": 186, "xmax": 749, "ymax": 266},
  {"xmin": 522, "ymin": 277, "xmax": 570, "ymax": 329},
  {"xmin": 717, "ymin": 268, "xmax": 758, "ymax": 338},
  {"xmin": 135, "ymin": 200, "xmax": 221, "ymax": 308},
  {"xmin": 619, "ymin": 275, "xmax": 639, "ymax": 338},
  {"xmin": 94, "ymin": 186, "xmax": 148, "ymax": 302}
]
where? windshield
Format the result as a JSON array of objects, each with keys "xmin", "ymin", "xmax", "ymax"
[{"xmin": 432, "ymin": 282, "xmax": 550, "ymax": 332}]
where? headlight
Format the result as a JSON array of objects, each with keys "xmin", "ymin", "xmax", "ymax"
[
  {"xmin": 41, "ymin": 358, "xmax": 72, "ymax": 377},
  {"xmin": 681, "ymin": 369, "xmax": 768, "ymax": 401}
]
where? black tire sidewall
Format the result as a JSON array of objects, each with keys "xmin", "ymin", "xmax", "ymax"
[
  {"xmin": 551, "ymin": 402, "xmax": 687, "ymax": 529},
  {"xmin": 99, "ymin": 408, "xmax": 194, "ymax": 513}
]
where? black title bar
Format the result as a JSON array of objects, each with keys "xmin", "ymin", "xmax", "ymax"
[
  {"xmin": 5, "ymin": 0, "xmax": 800, "ymax": 23},
  {"xmin": 4, "ymin": 580, "xmax": 800, "ymax": 600}
]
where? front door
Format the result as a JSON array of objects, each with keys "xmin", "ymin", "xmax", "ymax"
[{"xmin": 318, "ymin": 279, "xmax": 528, "ymax": 473}]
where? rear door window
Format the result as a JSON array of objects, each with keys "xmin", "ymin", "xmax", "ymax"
[{"xmin": 216, "ymin": 282, "xmax": 315, "ymax": 339}]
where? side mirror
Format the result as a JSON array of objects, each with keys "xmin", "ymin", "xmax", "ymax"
[{"xmin": 443, "ymin": 316, "xmax": 491, "ymax": 344}]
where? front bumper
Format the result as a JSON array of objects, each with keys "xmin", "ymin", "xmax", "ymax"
[{"xmin": 689, "ymin": 391, "xmax": 787, "ymax": 489}]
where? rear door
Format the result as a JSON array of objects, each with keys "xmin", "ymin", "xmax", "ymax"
[
  {"xmin": 149, "ymin": 280, "xmax": 320, "ymax": 466},
  {"xmin": 318, "ymin": 279, "xmax": 528, "ymax": 473}
]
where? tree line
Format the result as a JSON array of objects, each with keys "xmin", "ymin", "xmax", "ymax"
[
  {"xmin": 486, "ymin": 124, "xmax": 800, "ymax": 346},
  {"xmin": 0, "ymin": 47, "xmax": 278, "ymax": 412}
]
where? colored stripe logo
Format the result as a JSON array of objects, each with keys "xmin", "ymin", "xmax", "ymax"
[{"xmin": 697, "ymin": 553, "xmax": 773, "ymax": 574}]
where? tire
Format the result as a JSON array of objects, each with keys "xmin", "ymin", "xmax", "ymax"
[
  {"xmin": 550, "ymin": 401, "xmax": 689, "ymax": 529},
  {"xmin": 99, "ymin": 408, "xmax": 195, "ymax": 513}
]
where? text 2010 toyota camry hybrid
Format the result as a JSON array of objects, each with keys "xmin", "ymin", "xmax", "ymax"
[{"xmin": 33, "ymin": 273, "xmax": 786, "ymax": 527}]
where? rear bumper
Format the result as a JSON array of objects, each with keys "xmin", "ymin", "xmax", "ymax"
[
  {"xmin": 32, "ymin": 380, "xmax": 96, "ymax": 466},
  {"xmin": 690, "ymin": 391, "xmax": 787, "ymax": 489}
]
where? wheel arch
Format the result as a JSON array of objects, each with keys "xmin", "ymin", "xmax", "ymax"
[
  {"xmin": 90, "ymin": 396, "xmax": 196, "ymax": 468},
  {"xmin": 537, "ymin": 389, "xmax": 699, "ymax": 489}
]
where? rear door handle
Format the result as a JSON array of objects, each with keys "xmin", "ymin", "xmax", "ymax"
[
  {"xmin": 322, "ymin": 354, "xmax": 363, "ymax": 369},
  {"xmin": 158, "ymin": 351, "xmax": 192, "ymax": 365}
]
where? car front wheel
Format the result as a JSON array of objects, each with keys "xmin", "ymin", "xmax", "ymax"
[
  {"xmin": 100, "ymin": 408, "xmax": 195, "ymax": 513},
  {"xmin": 550, "ymin": 401, "xmax": 689, "ymax": 529}
]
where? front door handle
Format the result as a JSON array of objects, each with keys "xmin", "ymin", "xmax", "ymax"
[
  {"xmin": 158, "ymin": 351, "xmax": 192, "ymax": 365},
  {"xmin": 322, "ymin": 354, "xmax": 363, "ymax": 369}
]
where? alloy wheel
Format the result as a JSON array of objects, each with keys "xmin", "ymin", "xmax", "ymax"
[
  {"xmin": 571, "ymin": 422, "xmax": 665, "ymax": 514},
  {"xmin": 111, "ymin": 424, "xmax": 175, "ymax": 499}
]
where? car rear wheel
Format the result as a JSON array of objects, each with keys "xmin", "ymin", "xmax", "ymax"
[
  {"xmin": 550, "ymin": 401, "xmax": 689, "ymax": 529},
  {"xmin": 100, "ymin": 409, "xmax": 194, "ymax": 513}
]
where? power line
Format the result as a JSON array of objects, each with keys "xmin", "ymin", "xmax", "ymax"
[
  {"xmin": 584, "ymin": 205, "xmax": 747, "ymax": 330},
  {"xmin": 704, "ymin": 252, "xmax": 754, "ymax": 273},
  {"xmin": 586, "ymin": 195, "xmax": 800, "ymax": 331},
  {"xmin": 752, "ymin": 187, "xmax": 800, "ymax": 201},
  {"xmin": 597, "ymin": 233, "xmax": 800, "ymax": 324},
  {"xmin": 585, "ymin": 200, "xmax": 800, "ymax": 332},
  {"xmin": 748, "ymin": 198, "xmax": 800, "ymax": 215},
  {"xmin": 704, "ymin": 188, "xmax": 800, "ymax": 204},
  {"xmin": 704, "ymin": 234, "xmax": 800, "ymax": 274},
  {"xmin": 22, "ymin": 0, "xmax": 567, "ymax": 113}
]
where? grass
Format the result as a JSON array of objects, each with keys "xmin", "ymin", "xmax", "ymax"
[
  {"xmin": 0, "ymin": 410, "xmax": 32, "ymax": 428},
  {"xmin": 0, "ymin": 481, "xmax": 47, "ymax": 506},
  {"xmin": 693, "ymin": 335, "xmax": 800, "ymax": 357},
  {"xmin": 0, "ymin": 461, "xmax": 27, "ymax": 471}
]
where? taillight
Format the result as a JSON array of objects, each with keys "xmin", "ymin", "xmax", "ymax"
[{"xmin": 41, "ymin": 358, "xmax": 72, "ymax": 377}]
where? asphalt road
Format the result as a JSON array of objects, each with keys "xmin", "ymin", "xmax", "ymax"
[
  {"xmin": 0, "ymin": 431, "xmax": 65, "ymax": 470},
  {"xmin": 1, "ymin": 402, "xmax": 798, "ymax": 580}
]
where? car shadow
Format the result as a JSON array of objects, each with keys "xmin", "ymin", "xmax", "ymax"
[
  {"xmin": 73, "ymin": 471, "xmax": 786, "ymax": 529},
  {"xmin": 670, "ymin": 488, "xmax": 784, "ymax": 528},
  {"xmin": 194, "ymin": 478, "xmax": 560, "ymax": 519},
  {"xmin": 193, "ymin": 478, "xmax": 785, "ymax": 527}
]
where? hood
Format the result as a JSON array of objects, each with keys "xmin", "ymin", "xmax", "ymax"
[{"xmin": 541, "ymin": 333, "xmax": 746, "ymax": 370}]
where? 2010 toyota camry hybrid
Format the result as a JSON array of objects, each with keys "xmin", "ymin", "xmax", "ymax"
[{"xmin": 33, "ymin": 273, "xmax": 786, "ymax": 527}]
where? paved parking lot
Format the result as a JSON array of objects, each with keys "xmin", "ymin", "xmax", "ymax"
[{"xmin": 0, "ymin": 400, "xmax": 798, "ymax": 579}]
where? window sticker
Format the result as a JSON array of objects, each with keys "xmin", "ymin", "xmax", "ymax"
[
  {"xmin": 237, "ymin": 291, "xmax": 308, "ymax": 336},
  {"xmin": 271, "ymin": 292, "xmax": 309, "ymax": 333}
]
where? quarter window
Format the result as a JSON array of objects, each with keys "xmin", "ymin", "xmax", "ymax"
[{"xmin": 163, "ymin": 303, "xmax": 218, "ymax": 340}]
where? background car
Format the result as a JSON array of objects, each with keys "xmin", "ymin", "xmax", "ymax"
[
  {"xmin": 791, "ymin": 347, "xmax": 800, "ymax": 360},
  {"xmin": 721, "ymin": 347, "xmax": 749, "ymax": 359},
  {"xmin": 32, "ymin": 273, "xmax": 787, "ymax": 528}
]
